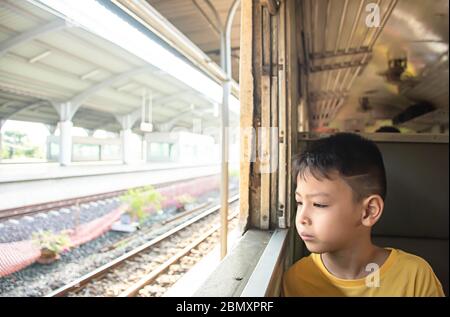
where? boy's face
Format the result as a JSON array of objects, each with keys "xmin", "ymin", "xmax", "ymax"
[{"xmin": 295, "ymin": 169, "xmax": 365, "ymax": 254}]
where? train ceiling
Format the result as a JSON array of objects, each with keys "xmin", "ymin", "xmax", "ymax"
[{"xmin": 300, "ymin": 0, "xmax": 448, "ymax": 132}]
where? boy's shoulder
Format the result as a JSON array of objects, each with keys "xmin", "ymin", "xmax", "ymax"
[
  {"xmin": 393, "ymin": 248, "xmax": 435, "ymax": 272},
  {"xmin": 284, "ymin": 253, "xmax": 320, "ymax": 281},
  {"xmin": 391, "ymin": 248, "xmax": 443, "ymax": 285},
  {"xmin": 389, "ymin": 248, "xmax": 445, "ymax": 296},
  {"xmin": 283, "ymin": 254, "xmax": 326, "ymax": 296}
]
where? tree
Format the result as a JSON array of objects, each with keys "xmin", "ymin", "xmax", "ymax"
[{"xmin": 2, "ymin": 130, "xmax": 42, "ymax": 159}]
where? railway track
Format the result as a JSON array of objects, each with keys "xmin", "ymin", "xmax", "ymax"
[
  {"xmin": 0, "ymin": 174, "xmax": 220, "ymax": 220},
  {"xmin": 99, "ymin": 201, "xmax": 212, "ymax": 253},
  {"xmin": 0, "ymin": 191, "xmax": 124, "ymax": 220},
  {"xmin": 45, "ymin": 196, "xmax": 239, "ymax": 297},
  {"xmin": 122, "ymin": 212, "xmax": 238, "ymax": 297}
]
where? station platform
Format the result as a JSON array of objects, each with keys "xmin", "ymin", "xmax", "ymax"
[{"xmin": 0, "ymin": 162, "xmax": 220, "ymax": 211}]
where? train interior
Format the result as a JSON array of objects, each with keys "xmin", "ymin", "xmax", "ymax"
[{"xmin": 196, "ymin": 0, "xmax": 449, "ymax": 297}]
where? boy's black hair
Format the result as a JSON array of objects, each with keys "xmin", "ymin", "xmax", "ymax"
[{"xmin": 293, "ymin": 133, "xmax": 387, "ymax": 201}]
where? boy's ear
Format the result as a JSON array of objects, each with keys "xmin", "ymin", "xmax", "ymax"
[{"xmin": 361, "ymin": 195, "xmax": 384, "ymax": 227}]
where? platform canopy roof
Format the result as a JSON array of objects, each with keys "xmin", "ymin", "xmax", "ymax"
[
  {"xmin": 0, "ymin": 0, "xmax": 239, "ymax": 135},
  {"xmin": 145, "ymin": 0, "xmax": 241, "ymax": 83}
]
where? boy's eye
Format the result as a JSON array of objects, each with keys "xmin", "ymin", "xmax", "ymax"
[{"xmin": 296, "ymin": 201, "xmax": 328, "ymax": 208}]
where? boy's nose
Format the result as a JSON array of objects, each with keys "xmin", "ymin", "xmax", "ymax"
[
  {"xmin": 297, "ymin": 208, "xmax": 311, "ymax": 226},
  {"xmin": 300, "ymin": 216, "xmax": 311, "ymax": 226}
]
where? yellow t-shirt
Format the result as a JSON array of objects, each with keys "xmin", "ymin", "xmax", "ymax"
[{"xmin": 283, "ymin": 248, "xmax": 445, "ymax": 297}]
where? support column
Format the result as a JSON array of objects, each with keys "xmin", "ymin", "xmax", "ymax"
[
  {"xmin": 220, "ymin": 78, "xmax": 231, "ymax": 259},
  {"xmin": 59, "ymin": 120, "xmax": 73, "ymax": 166},
  {"xmin": 116, "ymin": 114, "xmax": 139, "ymax": 165},
  {"xmin": 120, "ymin": 128, "xmax": 133, "ymax": 164},
  {"xmin": 52, "ymin": 102, "xmax": 77, "ymax": 166},
  {"xmin": 219, "ymin": 0, "xmax": 241, "ymax": 260}
]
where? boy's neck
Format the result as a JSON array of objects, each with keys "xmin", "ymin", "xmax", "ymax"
[{"xmin": 320, "ymin": 239, "xmax": 390, "ymax": 280}]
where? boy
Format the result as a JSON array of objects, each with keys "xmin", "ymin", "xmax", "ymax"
[{"xmin": 283, "ymin": 133, "xmax": 444, "ymax": 296}]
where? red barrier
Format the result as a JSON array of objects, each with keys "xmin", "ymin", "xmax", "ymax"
[
  {"xmin": 0, "ymin": 240, "xmax": 41, "ymax": 277},
  {"xmin": 0, "ymin": 175, "xmax": 221, "ymax": 277}
]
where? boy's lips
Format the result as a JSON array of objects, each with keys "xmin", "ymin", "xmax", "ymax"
[{"xmin": 300, "ymin": 232, "xmax": 315, "ymax": 241}]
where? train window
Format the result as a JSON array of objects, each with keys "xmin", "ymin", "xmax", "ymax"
[
  {"xmin": 72, "ymin": 143, "xmax": 100, "ymax": 162},
  {"xmin": 148, "ymin": 142, "xmax": 173, "ymax": 161},
  {"xmin": 101, "ymin": 144, "xmax": 121, "ymax": 161},
  {"xmin": 48, "ymin": 141, "xmax": 59, "ymax": 162}
]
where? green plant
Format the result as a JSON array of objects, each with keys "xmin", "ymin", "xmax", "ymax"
[
  {"xmin": 2, "ymin": 130, "xmax": 43, "ymax": 159},
  {"xmin": 120, "ymin": 185, "xmax": 164, "ymax": 223},
  {"xmin": 175, "ymin": 194, "xmax": 196, "ymax": 206},
  {"xmin": 32, "ymin": 230, "xmax": 71, "ymax": 255}
]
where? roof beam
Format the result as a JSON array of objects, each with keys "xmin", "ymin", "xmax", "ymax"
[
  {"xmin": 310, "ymin": 47, "xmax": 371, "ymax": 60},
  {"xmin": 192, "ymin": 0, "xmax": 222, "ymax": 37},
  {"xmin": 153, "ymin": 90, "xmax": 191, "ymax": 105},
  {"xmin": 88, "ymin": 93, "xmax": 187, "ymax": 132},
  {"xmin": 80, "ymin": 69, "xmax": 100, "ymax": 80},
  {"xmin": 113, "ymin": 90, "xmax": 191, "ymax": 130},
  {"xmin": 115, "ymin": 108, "xmax": 141, "ymax": 130},
  {"xmin": 0, "ymin": 20, "xmax": 70, "ymax": 57},
  {"xmin": 29, "ymin": 50, "xmax": 52, "ymax": 63},
  {"xmin": 0, "ymin": 100, "xmax": 48, "ymax": 120},
  {"xmin": 309, "ymin": 90, "xmax": 349, "ymax": 101},
  {"xmin": 0, "ymin": 101, "xmax": 24, "ymax": 109},
  {"xmin": 66, "ymin": 66, "xmax": 156, "ymax": 118},
  {"xmin": 112, "ymin": 0, "xmax": 240, "ymax": 97},
  {"xmin": 310, "ymin": 60, "xmax": 369, "ymax": 73},
  {"xmin": 157, "ymin": 109, "xmax": 204, "ymax": 132},
  {"xmin": 205, "ymin": 47, "xmax": 240, "ymax": 56}
]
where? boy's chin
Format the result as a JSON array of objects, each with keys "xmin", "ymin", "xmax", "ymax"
[{"xmin": 303, "ymin": 241, "xmax": 328, "ymax": 254}]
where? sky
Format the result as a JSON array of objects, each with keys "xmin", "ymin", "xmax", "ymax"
[{"xmin": 2, "ymin": 120, "xmax": 50, "ymax": 146}]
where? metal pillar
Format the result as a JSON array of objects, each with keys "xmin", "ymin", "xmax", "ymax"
[
  {"xmin": 120, "ymin": 128, "xmax": 133, "ymax": 164},
  {"xmin": 52, "ymin": 102, "xmax": 76, "ymax": 166},
  {"xmin": 59, "ymin": 120, "xmax": 73, "ymax": 166},
  {"xmin": 116, "ymin": 113, "xmax": 140, "ymax": 165},
  {"xmin": 220, "ymin": 80, "xmax": 231, "ymax": 259},
  {"xmin": 220, "ymin": 0, "xmax": 240, "ymax": 260},
  {"xmin": 192, "ymin": 0, "xmax": 240, "ymax": 258}
]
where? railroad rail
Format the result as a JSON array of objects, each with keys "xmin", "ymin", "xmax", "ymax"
[
  {"xmin": 0, "ymin": 174, "xmax": 220, "ymax": 220},
  {"xmin": 45, "ymin": 195, "xmax": 239, "ymax": 297},
  {"xmin": 121, "ymin": 211, "xmax": 238, "ymax": 297}
]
